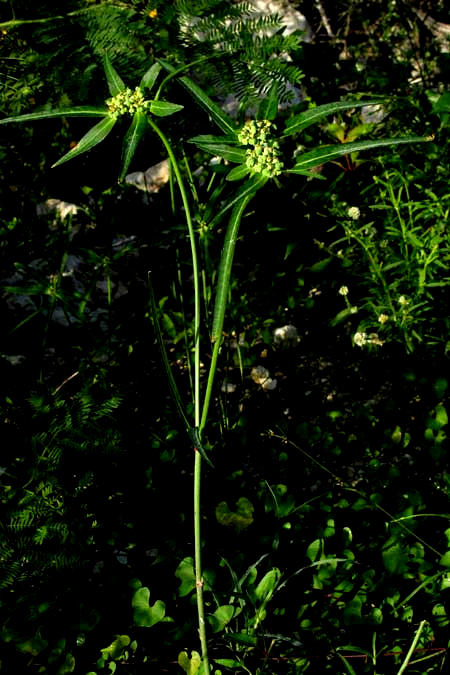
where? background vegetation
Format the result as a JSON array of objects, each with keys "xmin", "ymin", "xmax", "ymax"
[{"xmin": 0, "ymin": 1, "xmax": 449, "ymax": 673}]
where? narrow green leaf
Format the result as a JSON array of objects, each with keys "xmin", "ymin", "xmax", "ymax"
[
  {"xmin": 191, "ymin": 141, "xmax": 245, "ymax": 163},
  {"xmin": 288, "ymin": 136, "xmax": 427, "ymax": 172},
  {"xmin": 51, "ymin": 116, "xmax": 116, "ymax": 168},
  {"xmin": 0, "ymin": 107, "xmax": 108, "ymax": 124},
  {"xmin": 283, "ymin": 99, "xmax": 385, "ymax": 136},
  {"xmin": 147, "ymin": 273, "xmax": 190, "ymax": 432},
  {"xmin": 336, "ymin": 653, "xmax": 358, "ymax": 675},
  {"xmin": 258, "ymin": 81, "xmax": 279, "ymax": 121},
  {"xmin": 119, "ymin": 111, "xmax": 148, "ymax": 181},
  {"xmin": 139, "ymin": 62, "xmax": 162, "ymax": 91},
  {"xmin": 209, "ymin": 174, "xmax": 267, "ymax": 228},
  {"xmin": 103, "ymin": 55, "xmax": 125, "ymax": 96},
  {"xmin": 189, "ymin": 134, "xmax": 238, "ymax": 145},
  {"xmin": 211, "ymin": 183, "xmax": 265, "ymax": 340},
  {"xmin": 149, "ymin": 100, "xmax": 184, "ymax": 117},
  {"xmin": 226, "ymin": 164, "xmax": 250, "ymax": 181},
  {"xmin": 159, "ymin": 59, "xmax": 236, "ymax": 134}
]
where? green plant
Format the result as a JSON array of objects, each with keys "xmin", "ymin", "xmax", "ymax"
[
  {"xmin": 0, "ymin": 38, "xmax": 431, "ymax": 673},
  {"xmin": 329, "ymin": 168, "xmax": 449, "ymax": 352}
]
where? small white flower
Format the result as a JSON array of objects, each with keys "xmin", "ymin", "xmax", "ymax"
[
  {"xmin": 273, "ymin": 324, "xmax": 300, "ymax": 347},
  {"xmin": 378, "ymin": 313, "xmax": 389, "ymax": 324},
  {"xmin": 347, "ymin": 206, "xmax": 360, "ymax": 220},
  {"xmin": 221, "ymin": 381, "xmax": 237, "ymax": 394},
  {"xmin": 251, "ymin": 365, "xmax": 277, "ymax": 391},
  {"xmin": 398, "ymin": 295, "xmax": 409, "ymax": 306},
  {"xmin": 353, "ymin": 331, "xmax": 367, "ymax": 347},
  {"xmin": 338, "ymin": 285, "xmax": 349, "ymax": 296}
]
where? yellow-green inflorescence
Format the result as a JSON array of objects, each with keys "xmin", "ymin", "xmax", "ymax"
[
  {"xmin": 237, "ymin": 119, "xmax": 283, "ymax": 178},
  {"xmin": 106, "ymin": 87, "xmax": 150, "ymax": 118}
]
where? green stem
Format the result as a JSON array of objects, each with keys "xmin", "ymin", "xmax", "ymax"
[
  {"xmin": 147, "ymin": 118, "xmax": 209, "ymax": 671},
  {"xmin": 396, "ymin": 620, "xmax": 427, "ymax": 675}
]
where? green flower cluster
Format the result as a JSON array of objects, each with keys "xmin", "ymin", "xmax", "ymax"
[
  {"xmin": 106, "ymin": 87, "xmax": 148, "ymax": 118},
  {"xmin": 237, "ymin": 120, "xmax": 283, "ymax": 178}
]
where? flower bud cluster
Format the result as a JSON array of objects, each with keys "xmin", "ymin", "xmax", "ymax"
[
  {"xmin": 237, "ymin": 120, "xmax": 283, "ymax": 178},
  {"xmin": 106, "ymin": 87, "xmax": 148, "ymax": 118}
]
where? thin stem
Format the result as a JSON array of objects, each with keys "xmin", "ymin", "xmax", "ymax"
[
  {"xmin": 147, "ymin": 118, "xmax": 209, "ymax": 671},
  {"xmin": 396, "ymin": 620, "xmax": 427, "ymax": 675}
]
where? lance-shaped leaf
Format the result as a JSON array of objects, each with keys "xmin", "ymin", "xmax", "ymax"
[
  {"xmin": 119, "ymin": 110, "xmax": 148, "ymax": 181},
  {"xmin": 287, "ymin": 136, "xmax": 428, "ymax": 174},
  {"xmin": 282, "ymin": 99, "xmax": 385, "ymax": 137},
  {"xmin": 257, "ymin": 81, "xmax": 279, "ymax": 122},
  {"xmin": 103, "ymin": 55, "xmax": 126, "ymax": 96},
  {"xmin": 149, "ymin": 100, "xmax": 184, "ymax": 117},
  {"xmin": 0, "ymin": 106, "xmax": 108, "ymax": 125},
  {"xmin": 189, "ymin": 134, "xmax": 238, "ymax": 145},
  {"xmin": 159, "ymin": 59, "xmax": 236, "ymax": 135},
  {"xmin": 190, "ymin": 140, "xmax": 245, "ymax": 164},
  {"xmin": 139, "ymin": 62, "xmax": 162, "ymax": 92},
  {"xmin": 52, "ymin": 116, "xmax": 116, "ymax": 168},
  {"xmin": 226, "ymin": 164, "xmax": 250, "ymax": 181}
]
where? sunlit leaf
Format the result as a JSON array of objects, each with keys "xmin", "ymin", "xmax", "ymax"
[
  {"xmin": 178, "ymin": 651, "xmax": 201, "ymax": 675},
  {"xmin": 103, "ymin": 55, "xmax": 125, "ymax": 96},
  {"xmin": 149, "ymin": 100, "xmax": 184, "ymax": 117},
  {"xmin": 258, "ymin": 81, "xmax": 279, "ymax": 121},
  {"xmin": 288, "ymin": 136, "xmax": 427, "ymax": 173},
  {"xmin": 52, "ymin": 116, "xmax": 116, "ymax": 168},
  {"xmin": 119, "ymin": 111, "xmax": 148, "ymax": 181},
  {"xmin": 0, "ymin": 107, "xmax": 108, "ymax": 125},
  {"xmin": 139, "ymin": 62, "xmax": 162, "ymax": 91},
  {"xmin": 226, "ymin": 164, "xmax": 250, "ymax": 181},
  {"xmin": 283, "ymin": 99, "xmax": 385, "ymax": 136},
  {"xmin": 132, "ymin": 587, "xmax": 165, "ymax": 627},
  {"xmin": 191, "ymin": 141, "xmax": 245, "ymax": 163}
]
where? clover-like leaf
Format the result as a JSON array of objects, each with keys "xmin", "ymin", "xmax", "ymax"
[
  {"xmin": 178, "ymin": 651, "xmax": 202, "ymax": 675},
  {"xmin": 51, "ymin": 116, "xmax": 116, "ymax": 168},
  {"xmin": 132, "ymin": 586, "xmax": 166, "ymax": 627},
  {"xmin": 103, "ymin": 55, "xmax": 126, "ymax": 96},
  {"xmin": 215, "ymin": 497, "xmax": 254, "ymax": 532},
  {"xmin": 149, "ymin": 100, "xmax": 184, "ymax": 117},
  {"xmin": 120, "ymin": 110, "xmax": 148, "ymax": 181}
]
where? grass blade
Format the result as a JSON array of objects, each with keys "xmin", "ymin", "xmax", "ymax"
[
  {"xmin": 52, "ymin": 116, "xmax": 116, "ymax": 167},
  {"xmin": 0, "ymin": 107, "xmax": 108, "ymax": 124},
  {"xmin": 282, "ymin": 99, "xmax": 385, "ymax": 137}
]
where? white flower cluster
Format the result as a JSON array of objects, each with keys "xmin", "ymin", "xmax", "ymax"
[
  {"xmin": 237, "ymin": 120, "xmax": 283, "ymax": 178},
  {"xmin": 273, "ymin": 324, "xmax": 300, "ymax": 348},
  {"xmin": 353, "ymin": 331, "xmax": 384, "ymax": 347},
  {"xmin": 251, "ymin": 365, "xmax": 277, "ymax": 390},
  {"xmin": 106, "ymin": 87, "xmax": 147, "ymax": 118},
  {"xmin": 347, "ymin": 206, "xmax": 360, "ymax": 220}
]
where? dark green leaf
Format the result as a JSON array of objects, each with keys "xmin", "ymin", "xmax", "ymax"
[
  {"xmin": 119, "ymin": 111, "xmax": 148, "ymax": 181},
  {"xmin": 52, "ymin": 116, "xmax": 116, "ymax": 168},
  {"xmin": 226, "ymin": 164, "xmax": 250, "ymax": 181},
  {"xmin": 139, "ymin": 62, "xmax": 162, "ymax": 91},
  {"xmin": 149, "ymin": 100, "xmax": 184, "ymax": 117},
  {"xmin": 288, "ymin": 136, "xmax": 427, "ymax": 172},
  {"xmin": 191, "ymin": 141, "xmax": 245, "ymax": 163},
  {"xmin": 209, "ymin": 174, "xmax": 268, "ymax": 227},
  {"xmin": 0, "ymin": 107, "xmax": 109, "ymax": 125},
  {"xmin": 283, "ymin": 99, "xmax": 385, "ymax": 136},
  {"xmin": 159, "ymin": 59, "xmax": 236, "ymax": 134},
  {"xmin": 103, "ymin": 55, "xmax": 125, "ymax": 96},
  {"xmin": 189, "ymin": 134, "xmax": 238, "ymax": 145},
  {"xmin": 258, "ymin": 81, "xmax": 279, "ymax": 121}
]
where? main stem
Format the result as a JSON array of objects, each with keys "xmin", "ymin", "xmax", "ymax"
[{"xmin": 148, "ymin": 119, "xmax": 209, "ymax": 672}]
